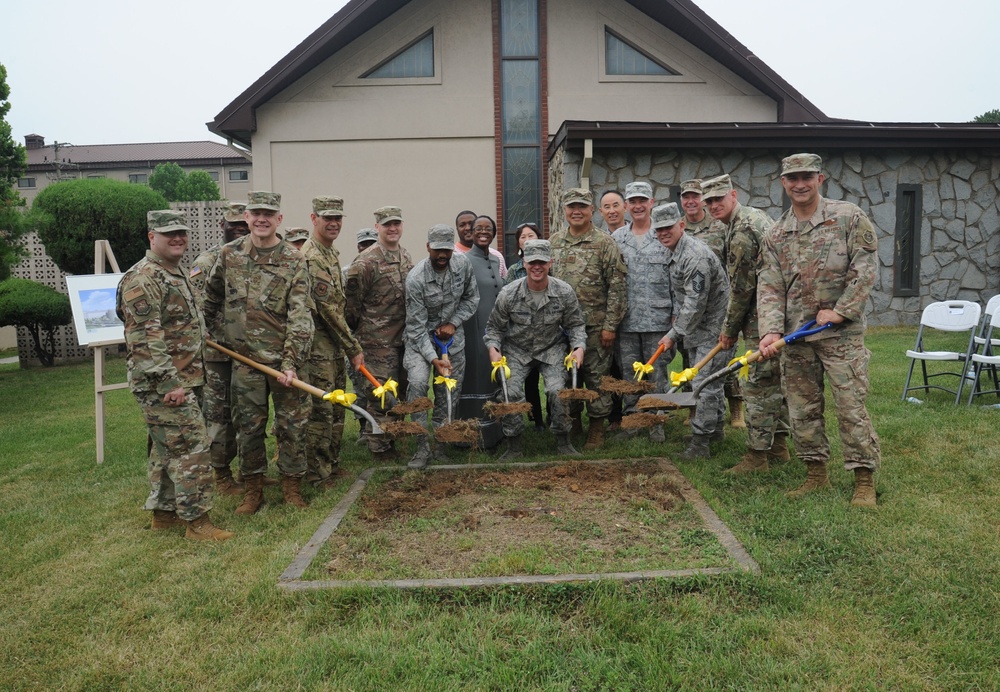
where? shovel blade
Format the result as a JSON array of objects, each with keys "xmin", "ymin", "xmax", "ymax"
[{"xmin": 637, "ymin": 392, "xmax": 698, "ymax": 410}]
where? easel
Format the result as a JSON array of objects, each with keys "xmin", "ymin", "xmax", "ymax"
[{"xmin": 91, "ymin": 240, "xmax": 128, "ymax": 463}]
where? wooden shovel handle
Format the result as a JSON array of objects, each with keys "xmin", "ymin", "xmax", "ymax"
[
  {"xmin": 206, "ymin": 339, "xmax": 326, "ymax": 399},
  {"xmin": 693, "ymin": 341, "xmax": 726, "ymax": 371}
]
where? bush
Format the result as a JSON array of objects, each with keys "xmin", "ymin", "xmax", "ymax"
[
  {"xmin": 150, "ymin": 162, "xmax": 220, "ymax": 202},
  {"xmin": 0, "ymin": 277, "xmax": 72, "ymax": 366},
  {"xmin": 31, "ymin": 178, "xmax": 168, "ymax": 275}
]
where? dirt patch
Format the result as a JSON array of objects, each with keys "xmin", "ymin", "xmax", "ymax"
[
  {"xmin": 600, "ymin": 375, "xmax": 656, "ymax": 396},
  {"xmin": 558, "ymin": 388, "xmax": 600, "ymax": 402},
  {"xmin": 482, "ymin": 401, "xmax": 533, "ymax": 418},
  {"xmin": 435, "ymin": 420, "xmax": 481, "ymax": 445},
  {"xmin": 620, "ymin": 413, "xmax": 669, "ymax": 429},
  {"xmin": 325, "ymin": 460, "xmax": 732, "ymax": 580},
  {"xmin": 389, "ymin": 397, "xmax": 433, "ymax": 416},
  {"xmin": 637, "ymin": 394, "xmax": 683, "ymax": 410},
  {"xmin": 381, "ymin": 421, "xmax": 427, "ymax": 438}
]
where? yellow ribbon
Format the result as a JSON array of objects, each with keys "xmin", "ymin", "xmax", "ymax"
[
  {"xmin": 670, "ymin": 367, "xmax": 699, "ymax": 388},
  {"xmin": 727, "ymin": 350, "xmax": 754, "ymax": 381},
  {"xmin": 372, "ymin": 378, "xmax": 399, "ymax": 409},
  {"xmin": 564, "ymin": 352, "xmax": 578, "ymax": 371},
  {"xmin": 434, "ymin": 376, "xmax": 457, "ymax": 391},
  {"xmin": 633, "ymin": 360, "xmax": 654, "ymax": 381},
  {"xmin": 491, "ymin": 357, "xmax": 511, "ymax": 382},
  {"xmin": 323, "ymin": 389, "xmax": 357, "ymax": 407}
]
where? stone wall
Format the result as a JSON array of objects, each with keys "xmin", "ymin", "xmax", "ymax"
[{"xmin": 552, "ymin": 146, "xmax": 1000, "ymax": 326}]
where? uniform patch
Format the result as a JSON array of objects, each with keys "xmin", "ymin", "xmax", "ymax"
[
  {"xmin": 862, "ymin": 227, "xmax": 876, "ymax": 245},
  {"xmin": 692, "ymin": 270, "xmax": 705, "ymax": 294},
  {"xmin": 314, "ymin": 280, "xmax": 330, "ymax": 299},
  {"xmin": 132, "ymin": 299, "xmax": 151, "ymax": 316},
  {"xmin": 189, "ymin": 266, "xmax": 202, "ymax": 277},
  {"xmin": 124, "ymin": 286, "xmax": 145, "ymax": 301}
]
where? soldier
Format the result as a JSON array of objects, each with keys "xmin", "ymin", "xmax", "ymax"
[
  {"xmin": 355, "ymin": 228, "xmax": 378, "ymax": 255},
  {"xmin": 283, "ymin": 227, "xmax": 309, "ymax": 251},
  {"xmin": 344, "ymin": 205, "xmax": 415, "ymax": 461},
  {"xmin": 549, "ymin": 188, "xmax": 628, "ymax": 450},
  {"xmin": 599, "ymin": 190, "xmax": 628, "ymax": 233},
  {"xmin": 301, "ymin": 196, "xmax": 364, "ymax": 487},
  {"xmin": 653, "ymin": 202, "xmax": 733, "ymax": 460},
  {"xmin": 758, "ymin": 153, "xmax": 881, "ymax": 507},
  {"xmin": 403, "ymin": 224, "xmax": 480, "ymax": 469},
  {"xmin": 485, "ymin": 239, "xmax": 586, "ymax": 459},
  {"xmin": 612, "ymin": 181, "xmax": 673, "ymax": 442},
  {"xmin": 680, "ymin": 179, "xmax": 717, "ymax": 254},
  {"xmin": 203, "ymin": 191, "xmax": 314, "ymax": 514},
  {"xmin": 117, "ymin": 210, "xmax": 233, "ymax": 540},
  {"xmin": 188, "ymin": 202, "xmax": 249, "ymax": 496}
]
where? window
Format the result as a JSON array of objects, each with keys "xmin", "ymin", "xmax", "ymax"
[
  {"xmin": 229, "ymin": 170, "xmax": 249, "ymax": 182},
  {"xmin": 87, "ymin": 174, "xmax": 105, "ymax": 179},
  {"xmin": 207, "ymin": 171, "xmax": 219, "ymax": 182},
  {"xmin": 605, "ymin": 29, "xmax": 677, "ymax": 76},
  {"xmin": 18, "ymin": 177, "xmax": 36, "ymax": 188},
  {"xmin": 129, "ymin": 173, "xmax": 147, "ymax": 184},
  {"xmin": 893, "ymin": 184, "xmax": 922, "ymax": 297},
  {"xmin": 363, "ymin": 31, "xmax": 434, "ymax": 79}
]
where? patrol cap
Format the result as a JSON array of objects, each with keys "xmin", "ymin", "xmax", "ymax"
[
  {"xmin": 356, "ymin": 228, "xmax": 378, "ymax": 244},
  {"xmin": 222, "ymin": 201, "xmax": 246, "ymax": 223},
  {"xmin": 680, "ymin": 179, "xmax": 703, "ymax": 195},
  {"xmin": 313, "ymin": 196, "xmax": 345, "ymax": 217},
  {"xmin": 561, "ymin": 188, "xmax": 593, "ymax": 206},
  {"xmin": 374, "ymin": 205, "xmax": 403, "ymax": 224},
  {"xmin": 700, "ymin": 174, "xmax": 733, "ymax": 201},
  {"xmin": 283, "ymin": 227, "xmax": 309, "ymax": 243},
  {"xmin": 522, "ymin": 239, "xmax": 552, "ymax": 263},
  {"xmin": 427, "ymin": 224, "xmax": 456, "ymax": 250},
  {"xmin": 651, "ymin": 203, "xmax": 683, "ymax": 229},
  {"xmin": 624, "ymin": 181, "xmax": 653, "ymax": 200},
  {"xmin": 147, "ymin": 210, "xmax": 189, "ymax": 233},
  {"xmin": 246, "ymin": 191, "xmax": 281, "ymax": 211},
  {"xmin": 782, "ymin": 153, "xmax": 823, "ymax": 175}
]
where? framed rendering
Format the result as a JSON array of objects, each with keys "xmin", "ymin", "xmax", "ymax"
[{"xmin": 66, "ymin": 273, "xmax": 126, "ymax": 346}]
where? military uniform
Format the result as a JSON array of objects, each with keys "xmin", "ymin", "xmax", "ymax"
[{"xmin": 684, "ymin": 212, "xmax": 721, "ymax": 261}]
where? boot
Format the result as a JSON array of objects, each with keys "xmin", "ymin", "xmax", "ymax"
[
  {"xmin": 611, "ymin": 427, "xmax": 639, "ymax": 443},
  {"xmin": 151, "ymin": 509, "xmax": 183, "ymax": 530},
  {"xmin": 185, "ymin": 512, "xmax": 235, "ymax": 541},
  {"xmin": 684, "ymin": 430, "xmax": 724, "ymax": 444},
  {"xmin": 679, "ymin": 434, "xmax": 711, "ymax": 460},
  {"xmin": 583, "ymin": 418, "xmax": 606, "ymax": 451},
  {"xmin": 768, "ymin": 433, "xmax": 791, "ymax": 463},
  {"xmin": 214, "ymin": 467, "xmax": 244, "ymax": 496},
  {"xmin": 570, "ymin": 411, "xmax": 584, "ymax": 437},
  {"xmin": 786, "ymin": 461, "xmax": 831, "ymax": 498},
  {"xmin": 728, "ymin": 397, "xmax": 746, "ymax": 429},
  {"xmin": 408, "ymin": 437, "xmax": 431, "ymax": 470},
  {"xmin": 556, "ymin": 434, "xmax": 581, "ymax": 457},
  {"xmin": 431, "ymin": 442, "xmax": 450, "ymax": 463},
  {"xmin": 372, "ymin": 447, "xmax": 400, "ymax": 463},
  {"xmin": 497, "ymin": 435, "xmax": 524, "ymax": 461},
  {"xmin": 235, "ymin": 474, "xmax": 265, "ymax": 515},
  {"xmin": 649, "ymin": 425, "xmax": 665, "ymax": 443},
  {"xmin": 725, "ymin": 448, "xmax": 769, "ymax": 474},
  {"xmin": 282, "ymin": 475, "xmax": 308, "ymax": 509},
  {"xmin": 851, "ymin": 468, "xmax": 877, "ymax": 508},
  {"xmin": 262, "ymin": 475, "xmax": 281, "ymax": 487}
]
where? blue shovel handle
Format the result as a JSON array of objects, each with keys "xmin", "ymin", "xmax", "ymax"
[{"xmin": 430, "ymin": 331, "xmax": 454, "ymax": 357}]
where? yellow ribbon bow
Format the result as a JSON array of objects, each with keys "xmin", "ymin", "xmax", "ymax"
[
  {"xmin": 491, "ymin": 357, "xmax": 511, "ymax": 382},
  {"xmin": 670, "ymin": 367, "xmax": 699, "ymax": 388},
  {"xmin": 434, "ymin": 375, "xmax": 457, "ymax": 391},
  {"xmin": 633, "ymin": 360, "xmax": 654, "ymax": 380},
  {"xmin": 372, "ymin": 378, "xmax": 399, "ymax": 409},
  {"xmin": 728, "ymin": 350, "xmax": 754, "ymax": 381},
  {"xmin": 564, "ymin": 352, "xmax": 578, "ymax": 371},
  {"xmin": 323, "ymin": 389, "xmax": 357, "ymax": 407}
]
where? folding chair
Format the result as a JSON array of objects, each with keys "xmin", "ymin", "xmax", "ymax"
[
  {"xmin": 973, "ymin": 294, "xmax": 1000, "ymax": 354},
  {"xmin": 967, "ymin": 306, "xmax": 1000, "ymax": 404},
  {"xmin": 902, "ymin": 300, "xmax": 981, "ymax": 404}
]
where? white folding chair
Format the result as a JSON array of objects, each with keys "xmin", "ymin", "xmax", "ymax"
[
  {"xmin": 902, "ymin": 300, "xmax": 981, "ymax": 404},
  {"xmin": 968, "ymin": 308, "xmax": 1000, "ymax": 404},
  {"xmin": 973, "ymin": 294, "xmax": 1000, "ymax": 354}
]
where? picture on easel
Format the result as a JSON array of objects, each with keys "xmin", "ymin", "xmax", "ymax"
[{"xmin": 66, "ymin": 273, "xmax": 125, "ymax": 346}]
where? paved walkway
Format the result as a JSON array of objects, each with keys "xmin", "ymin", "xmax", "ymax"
[{"xmin": 0, "ymin": 356, "xmax": 19, "ymax": 365}]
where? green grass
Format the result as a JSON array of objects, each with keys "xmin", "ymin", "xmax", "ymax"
[{"xmin": 2, "ymin": 328, "xmax": 1000, "ymax": 688}]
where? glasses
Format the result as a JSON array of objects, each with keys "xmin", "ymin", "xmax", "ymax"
[{"xmin": 473, "ymin": 225, "xmax": 495, "ymax": 233}]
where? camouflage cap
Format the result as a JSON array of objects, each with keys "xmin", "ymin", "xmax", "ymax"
[
  {"xmin": 356, "ymin": 228, "xmax": 378, "ymax": 244},
  {"xmin": 147, "ymin": 209, "xmax": 190, "ymax": 234},
  {"xmin": 246, "ymin": 191, "xmax": 281, "ymax": 211},
  {"xmin": 782, "ymin": 153, "xmax": 823, "ymax": 175},
  {"xmin": 283, "ymin": 227, "xmax": 309, "ymax": 243},
  {"xmin": 427, "ymin": 224, "xmax": 456, "ymax": 250},
  {"xmin": 523, "ymin": 239, "xmax": 552, "ymax": 263},
  {"xmin": 561, "ymin": 188, "xmax": 593, "ymax": 206},
  {"xmin": 680, "ymin": 179, "xmax": 703, "ymax": 195},
  {"xmin": 700, "ymin": 174, "xmax": 733, "ymax": 200},
  {"xmin": 624, "ymin": 181, "xmax": 653, "ymax": 200},
  {"xmin": 222, "ymin": 201, "xmax": 247, "ymax": 223},
  {"xmin": 312, "ymin": 195, "xmax": 345, "ymax": 217},
  {"xmin": 651, "ymin": 203, "xmax": 683, "ymax": 229},
  {"xmin": 374, "ymin": 206, "xmax": 403, "ymax": 224}
]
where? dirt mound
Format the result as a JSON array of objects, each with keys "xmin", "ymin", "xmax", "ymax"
[
  {"xmin": 389, "ymin": 397, "xmax": 433, "ymax": 416},
  {"xmin": 482, "ymin": 401, "xmax": 533, "ymax": 418},
  {"xmin": 381, "ymin": 421, "xmax": 427, "ymax": 438},
  {"xmin": 600, "ymin": 375, "xmax": 656, "ymax": 396},
  {"xmin": 620, "ymin": 413, "xmax": 669, "ymax": 429},
  {"xmin": 435, "ymin": 420, "xmax": 480, "ymax": 445}
]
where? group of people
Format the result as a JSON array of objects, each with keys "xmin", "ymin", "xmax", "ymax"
[{"xmin": 118, "ymin": 151, "xmax": 883, "ymax": 541}]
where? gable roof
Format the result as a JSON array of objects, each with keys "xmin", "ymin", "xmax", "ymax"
[
  {"xmin": 207, "ymin": 0, "xmax": 826, "ymax": 146},
  {"xmin": 27, "ymin": 141, "xmax": 249, "ymax": 171}
]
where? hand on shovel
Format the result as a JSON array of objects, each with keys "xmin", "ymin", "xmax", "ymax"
[
  {"xmin": 489, "ymin": 350, "xmax": 512, "ymax": 403},
  {"xmin": 431, "ymin": 332, "xmax": 457, "ymax": 422},
  {"xmin": 358, "ymin": 364, "xmax": 399, "ymax": 410}
]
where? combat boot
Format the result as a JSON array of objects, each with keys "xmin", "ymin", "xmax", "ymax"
[
  {"xmin": 611, "ymin": 427, "xmax": 639, "ymax": 444},
  {"xmin": 151, "ymin": 509, "xmax": 183, "ymax": 530},
  {"xmin": 583, "ymin": 418, "xmax": 606, "ymax": 451},
  {"xmin": 786, "ymin": 461, "xmax": 831, "ymax": 498},
  {"xmin": 235, "ymin": 474, "xmax": 265, "ymax": 515},
  {"xmin": 184, "ymin": 513, "xmax": 235, "ymax": 542},
  {"xmin": 408, "ymin": 437, "xmax": 432, "ymax": 470},
  {"xmin": 768, "ymin": 433, "xmax": 791, "ymax": 463},
  {"xmin": 570, "ymin": 411, "xmax": 584, "ymax": 437},
  {"xmin": 728, "ymin": 397, "xmax": 746, "ymax": 429},
  {"xmin": 431, "ymin": 442, "xmax": 450, "ymax": 463},
  {"xmin": 684, "ymin": 430, "xmax": 724, "ymax": 444},
  {"xmin": 372, "ymin": 447, "xmax": 400, "ymax": 463},
  {"xmin": 725, "ymin": 448, "xmax": 769, "ymax": 474},
  {"xmin": 262, "ymin": 475, "xmax": 281, "ymax": 487},
  {"xmin": 556, "ymin": 434, "xmax": 581, "ymax": 457},
  {"xmin": 851, "ymin": 468, "xmax": 877, "ymax": 508},
  {"xmin": 679, "ymin": 434, "xmax": 711, "ymax": 460},
  {"xmin": 497, "ymin": 435, "xmax": 524, "ymax": 461},
  {"xmin": 282, "ymin": 475, "xmax": 308, "ymax": 509},
  {"xmin": 649, "ymin": 424, "xmax": 666, "ymax": 443},
  {"xmin": 214, "ymin": 467, "xmax": 244, "ymax": 496}
]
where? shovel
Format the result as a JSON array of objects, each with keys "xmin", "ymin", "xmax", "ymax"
[
  {"xmin": 431, "ymin": 332, "xmax": 457, "ymax": 423},
  {"xmin": 207, "ymin": 339, "xmax": 383, "ymax": 435},
  {"xmin": 559, "ymin": 352, "xmax": 599, "ymax": 402},
  {"xmin": 636, "ymin": 341, "xmax": 724, "ymax": 410},
  {"xmin": 358, "ymin": 364, "xmax": 399, "ymax": 410},
  {"xmin": 633, "ymin": 343, "xmax": 667, "ymax": 381}
]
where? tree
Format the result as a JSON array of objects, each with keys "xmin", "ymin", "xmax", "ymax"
[
  {"xmin": 0, "ymin": 63, "xmax": 29, "ymax": 280},
  {"xmin": 149, "ymin": 163, "xmax": 220, "ymax": 202},
  {"xmin": 972, "ymin": 109, "xmax": 1000, "ymax": 123},
  {"xmin": 31, "ymin": 178, "xmax": 168, "ymax": 275},
  {"xmin": 148, "ymin": 162, "xmax": 185, "ymax": 201},
  {"xmin": 0, "ymin": 278, "xmax": 72, "ymax": 366}
]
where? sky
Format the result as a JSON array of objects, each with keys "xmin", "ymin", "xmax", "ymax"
[{"xmin": 3, "ymin": 0, "xmax": 998, "ymax": 147}]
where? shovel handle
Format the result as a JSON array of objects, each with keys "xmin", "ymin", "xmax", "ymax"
[
  {"xmin": 666, "ymin": 341, "xmax": 725, "ymax": 393},
  {"xmin": 358, "ymin": 364, "xmax": 383, "ymax": 389},
  {"xmin": 207, "ymin": 340, "xmax": 325, "ymax": 399},
  {"xmin": 646, "ymin": 344, "xmax": 666, "ymax": 366}
]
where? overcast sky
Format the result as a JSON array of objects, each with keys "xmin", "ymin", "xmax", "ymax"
[{"xmin": 4, "ymin": 0, "xmax": 997, "ymax": 147}]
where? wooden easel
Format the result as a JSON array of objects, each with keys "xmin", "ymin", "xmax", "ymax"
[{"xmin": 91, "ymin": 240, "xmax": 128, "ymax": 463}]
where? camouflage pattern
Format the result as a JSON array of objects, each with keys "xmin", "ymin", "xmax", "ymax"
[
  {"xmin": 404, "ymin": 348, "xmax": 467, "ymax": 431},
  {"xmin": 303, "ymin": 353, "xmax": 347, "ymax": 482},
  {"xmin": 282, "ymin": 227, "xmax": 310, "ymax": 244},
  {"xmin": 741, "ymin": 334, "xmax": 790, "ymax": 451},
  {"xmin": 617, "ymin": 331, "xmax": 671, "ymax": 414},
  {"xmin": 374, "ymin": 206, "xmax": 403, "ymax": 223},
  {"xmin": 147, "ymin": 209, "xmax": 190, "ymax": 233},
  {"xmin": 758, "ymin": 195, "xmax": 881, "ymax": 470},
  {"xmin": 505, "ymin": 259, "xmax": 527, "ymax": 284},
  {"xmin": 222, "ymin": 201, "xmax": 246, "ymax": 223},
  {"xmin": 680, "ymin": 179, "xmax": 703, "ymax": 195},
  {"xmin": 611, "ymin": 226, "xmax": 671, "ymax": 332},
  {"xmin": 685, "ymin": 213, "xmax": 724, "ymax": 263},
  {"xmin": 246, "ymin": 191, "xmax": 281, "ymax": 211},
  {"xmin": 781, "ymin": 153, "xmax": 823, "ymax": 175},
  {"xmin": 313, "ymin": 196, "xmax": 345, "ymax": 216},
  {"xmin": 498, "ymin": 353, "xmax": 571, "ymax": 438},
  {"xmin": 624, "ymin": 181, "xmax": 653, "ymax": 200},
  {"xmin": 356, "ymin": 228, "xmax": 378, "ymax": 244},
  {"xmin": 700, "ymin": 174, "xmax": 734, "ymax": 200},
  {"xmin": 561, "ymin": 188, "xmax": 593, "ymax": 205},
  {"xmin": 683, "ymin": 339, "xmax": 734, "ymax": 437},
  {"xmin": 427, "ymin": 224, "xmax": 456, "ymax": 249},
  {"xmin": 231, "ymin": 362, "xmax": 310, "ymax": 476}
]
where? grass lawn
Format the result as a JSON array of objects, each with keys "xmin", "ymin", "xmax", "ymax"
[{"xmin": 2, "ymin": 328, "xmax": 999, "ymax": 689}]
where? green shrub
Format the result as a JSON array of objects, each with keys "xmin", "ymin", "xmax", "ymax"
[{"xmin": 0, "ymin": 277, "xmax": 71, "ymax": 366}]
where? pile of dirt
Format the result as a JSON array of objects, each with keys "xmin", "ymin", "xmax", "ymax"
[
  {"xmin": 600, "ymin": 375, "xmax": 655, "ymax": 396},
  {"xmin": 381, "ymin": 421, "xmax": 427, "ymax": 438},
  {"xmin": 389, "ymin": 397, "xmax": 433, "ymax": 416},
  {"xmin": 482, "ymin": 401, "xmax": 533, "ymax": 418},
  {"xmin": 558, "ymin": 388, "xmax": 599, "ymax": 402},
  {"xmin": 435, "ymin": 420, "xmax": 480, "ymax": 445},
  {"xmin": 620, "ymin": 413, "xmax": 669, "ymax": 429}
]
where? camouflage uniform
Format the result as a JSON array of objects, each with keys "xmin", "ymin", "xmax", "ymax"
[
  {"xmin": 611, "ymin": 225, "xmax": 673, "ymax": 413},
  {"xmin": 719, "ymin": 203, "xmax": 790, "ymax": 452},
  {"xmin": 758, "ymin": 197, "xmax": 881, "ymax": 472},
  {"xmin": 344, "ymin": 241, "xmax": 415, "ymax": 453},
  {"xmin": 301, "ymin": 236, "xmax": 362, "ymax": 482},
  {"xmin": 202, "ymin": 234, "xmax": 314, "ymax": 478},
  {"xmin": 684, "ymin": 212, "xmax": 721, "ymax": 260},
  {"xmin": 484, "ymin": 276, "xmax": 587, "ymax": 438},
  {"xmin": 118, "ymin": 249, "xmax": 212, "ymax": 522},
  {"xmin": 549, "ymin": 223, "xmax": 628, "ymax": 419}
]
